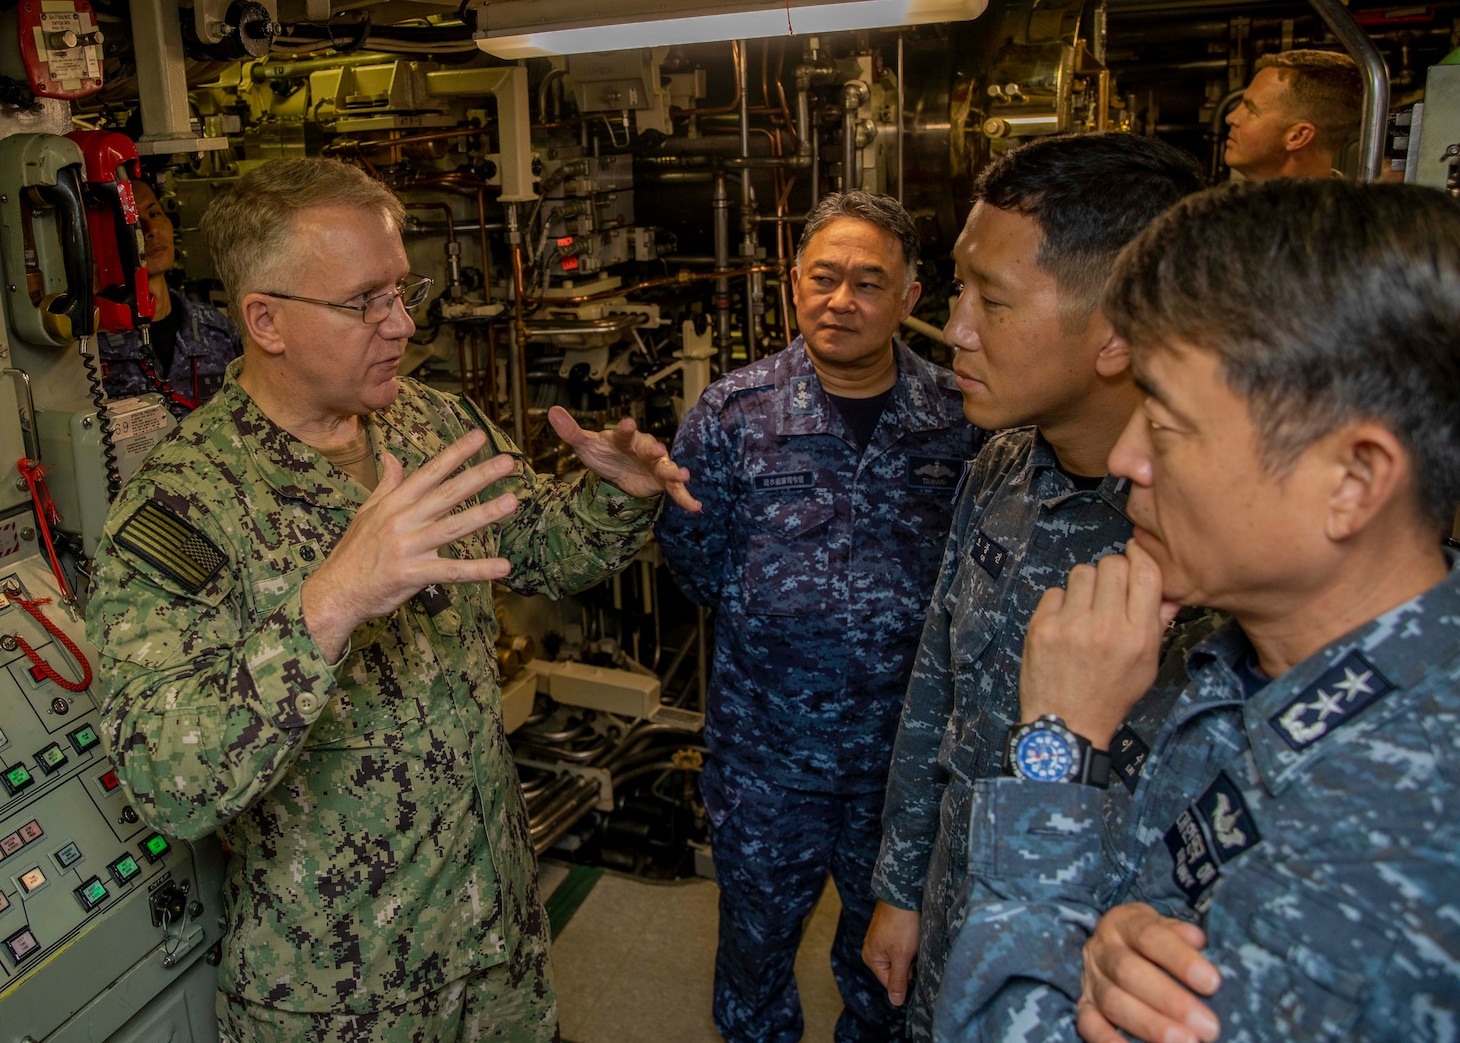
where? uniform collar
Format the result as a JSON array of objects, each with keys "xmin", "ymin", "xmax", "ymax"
[
  {"xmin": 1221, "ymin": 556, "xmax": 1460, "ymax": 794},
  {"xmin": 167, "ymin": 292, "xmax": 207, "ymax": 359},
  {"xmin": 1014, "ymin": 430, "xmax": 1130, "ymax": 516},
  {"xmin": 218, "ymin": 359, "xmax": 433, "ymax": 510},
  {"xmin": 772, "ymin": 335, "xmax": 953, "ymax": 443}
]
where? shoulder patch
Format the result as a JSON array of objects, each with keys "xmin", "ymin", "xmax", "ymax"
[
  {"xmin": 1164, "ymin": 770, "xmax": 1262, "ymax": 909},
  {"xmin": 114, "ymin": 501, "xmax": 226, "ymax": 594}
]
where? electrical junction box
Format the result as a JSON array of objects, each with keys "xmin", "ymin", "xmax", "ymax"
[
  {"xmin": 528, "ymin": 658, "xmax": 662, "ymax": 719},
  {"xmin": 37, "ymin": 395, "xmax": 175, "ymax": 556}
]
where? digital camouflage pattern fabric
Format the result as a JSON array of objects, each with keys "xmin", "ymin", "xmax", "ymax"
[
  {"xmin": 935, "ymin": 560, "xmax": 1460, "ymax": 1042},
  {"xmin": 873, "ymin": 427, "xmax": 1131, "ymax": 1039},
  {"xmin": 100, "ymin": 290, "xmax": 242, "ymax": 413},
  {"xmin": 657, "ymin": 337, "xmax": 981, "ymax": 795},
  {"xmin": 700, "ymin": 761, "xmax": 900, "ymax": 1042},
  {"xmin": 657, "ymin": 336, "xmax": 980, "ymax": 1042},
  {"xmin": 88, "ymin": 360, "xmax": 659, "ymax": 1028}
]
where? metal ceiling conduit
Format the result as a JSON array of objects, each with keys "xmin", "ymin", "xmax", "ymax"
[{"xmin": 1307, "ymin": 0, "xmax": 1390, "ymax": 182}]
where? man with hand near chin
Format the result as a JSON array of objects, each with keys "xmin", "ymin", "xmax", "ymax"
[
  {"xmin": 935, "ymin": 179, "xmax": 1460, "ymax": 1042},
  {"xmin": 864, "ymin": 133, "xmax": 1202, "ymax": 1041}
]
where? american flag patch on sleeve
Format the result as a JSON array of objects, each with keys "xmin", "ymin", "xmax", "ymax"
[{"xmin": 114, "ymin": 501, "xmax": 226, "ymax": 594}]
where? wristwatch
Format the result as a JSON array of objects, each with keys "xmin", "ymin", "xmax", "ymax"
[{"xmin": 1004, "ymin": 715, "xmax": 1111, "ymax": 788}]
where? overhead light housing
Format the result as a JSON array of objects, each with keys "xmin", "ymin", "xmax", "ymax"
[{"xmin": 475, "ymin": 0, "xmax": 987, "ymax": 59}]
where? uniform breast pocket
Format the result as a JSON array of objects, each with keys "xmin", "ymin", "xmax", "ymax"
[
  {"xmin": 742, "ymin": 489, "xmax": 837, "ymax": 616},
  {"xmin": 1205, "ymin": 860, "xmax": 1393, "ymax": 1041},
  {"xmin": 946, "ymin": 561, "xmax": 997, "ymax": 669}
]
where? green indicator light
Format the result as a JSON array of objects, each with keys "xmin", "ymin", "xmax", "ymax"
[
  {"xmin": 117, "ymin": 856, "xmax": 137, "ymax": 875},
  {"xmin": 73, "ymin": 727, "xmax": 96, "ymax": 747},
  {"xmin": 40, "ymin": 747, "xmax": 63, "ymax": 768},
  {"xmin": 6, "ymin": 766, "xmax": 29, "ymax": 785},
  {"xmin": 145, "ymin": 835, "xmax": 168, "ymax": 857},
  {"xmin": 85, "ymin": 881, "xmax": 105, "ymax": 902}
]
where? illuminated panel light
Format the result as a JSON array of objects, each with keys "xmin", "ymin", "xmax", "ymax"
[{"xmin": 477, "ymin": 0, "xmax": 986, "ymax": 59}]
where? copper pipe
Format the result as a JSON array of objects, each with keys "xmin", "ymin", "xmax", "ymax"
[
  {"xmin": 761, "ymin": 39, "xmax": 772, "ymax": 112},
  {"xmin": 404, "ymin": 201, "xmax": 456, "ymax": 241},
  {"xmin": 674, "ymin": 41, "xmax": 744, "ymax": 117},
  {"xmin": 323, "ymin": 125, "xmax": 485, "ymax": 155},
  {"xmin": 523, "ymin": 264, "xmax": 778, "ymax": 306},
  {"xmin": 776, "ymin": 40, "xmax": 797, "ymax": 146},
  {"xmin": 475, "ymin": 185, "xmax": 492, "ymax": 302},
  {"xmin": 510, "ymin": 235, "xmax": 531, "ymax": 452},
  {"xmin": 486, "ymin": 322, "xmax": 500, "ymax": 424}
]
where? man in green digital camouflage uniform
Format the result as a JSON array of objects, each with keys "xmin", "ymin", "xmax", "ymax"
[{"xmin": 86, "ymin": 158, "xmax": 699, "ymax": 1042}]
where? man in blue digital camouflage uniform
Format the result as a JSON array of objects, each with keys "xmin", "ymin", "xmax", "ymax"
[
  {"xmin": 864, "ymin": 134, "xmax": 1203, "ymax": 1040},
  {"xmin": 656, "ymin": 191, "xmax": 981, "ymax": 1042},
  {"xmin": 934, "ymin": 179, "xmax": 1460, "ymax": 1042},
  {"xmin": 100, "ymin": 178, "xmax": 241, "ymax": 414}
]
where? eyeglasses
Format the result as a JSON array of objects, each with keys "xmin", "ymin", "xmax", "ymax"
[{"xmin": 262, "ymin": 274, "xmax": 434, "ymax": 324}]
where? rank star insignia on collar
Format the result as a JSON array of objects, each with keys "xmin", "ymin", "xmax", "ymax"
[
  {"xmin": 790, "ymin": 378, "xmax": 815, "ymax": 413},
  {"xmin": 1269, "ymin": 650, "xmax": 1394, "ymax": 751}
]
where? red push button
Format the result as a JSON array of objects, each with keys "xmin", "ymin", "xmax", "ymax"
[{"xmin": 99, "ymin": 770, "xmax": 120, "ymax": 792}]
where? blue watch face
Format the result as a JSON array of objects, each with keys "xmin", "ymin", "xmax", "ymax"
[{"xmin": 1015, "ymin": 729, "xmax": 1075, "ymax": 782}]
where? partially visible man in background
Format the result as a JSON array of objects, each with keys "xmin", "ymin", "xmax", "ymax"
[
  {"xmin": 99, "ymin": 175, "xmax": 241, "ymax": 413},
  {"xmin": 1223, "ymin": 50, "xmax": 1361, "ymax": 180}
]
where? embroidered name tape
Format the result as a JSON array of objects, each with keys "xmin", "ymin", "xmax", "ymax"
[
  {"xmin": 115, "ymin": 501, "xmax": 226, "ymax": 595},
  {"xmin": 752, "ymin": 471, "xmax": 816, "ymax": 492},
  {"xmin": 1269, "ymin": 649, "xmax": 1394, "ymax": 751},
  {"xmin": 970, "ymin": 530, "xmax": 1008, "ymax": 580},
  {"xmin": 1110, "ymin": 724, "xmax": 1151, "ymax": 794}
]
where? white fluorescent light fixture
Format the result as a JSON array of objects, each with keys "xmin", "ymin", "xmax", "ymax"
[{"xmin": 476, "ymin": 0, "xmax": 987, "ymax": 59}]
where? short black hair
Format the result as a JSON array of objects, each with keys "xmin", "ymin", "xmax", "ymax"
[
  {"xmin": 972, "ymin": 133, "xmax": 1204, "ymax": 323},
  {"xmin": 796, "ymin": 190, "xmax": 921, "ymax": 293},
  {"xmin": 1105, "ymin": 179, "xmax": 1460, "ymax": 527}
]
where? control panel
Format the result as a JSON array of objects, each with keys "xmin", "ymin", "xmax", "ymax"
[{"xmin": 0, "ymin": 520, "xmax": 225, "ymax": 1043}]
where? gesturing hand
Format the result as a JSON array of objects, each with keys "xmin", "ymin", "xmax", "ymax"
[
  {"xmin": 548, "ymin": 405, "xmax": 702, "ymax": 513},
  {"xmin": 1018, "ymin": 539, "xmax": 1180, "ymax": 748},
  {"xmin": 302, "ymin": 429, "xmax": 521, "ymax": 659},
  {"xmin": 1078, "ymin": 902, "xmax": 1221, "ymax": 1043}
]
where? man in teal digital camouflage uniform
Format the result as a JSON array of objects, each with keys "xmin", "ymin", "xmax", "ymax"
[
  {"xmin": 86, "ymin": 158, "xmax": 699, "ymax": 1042},
  {"xmin": 934, "ymin": 180, "xmax": 1460, "ymax": 1042},
  {"xmin": 864, "ymin": 134, "xmax": 1202, "ymax": 1040}
]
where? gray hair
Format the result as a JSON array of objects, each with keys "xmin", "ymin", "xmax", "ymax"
[
  {"xmin": 795, "ymin": 191, "xmax": 921, "ymax": 294},
  {"xmin": 199, "ymin": 158, "xmax": 406, "ymax": 317},
  {"xmin": 1104, "ymin": 179, "xmax": 1460, "ymax": 527}
]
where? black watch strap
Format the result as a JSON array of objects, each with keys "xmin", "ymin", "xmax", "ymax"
[{"xmin": 1081, "ymin": 746, "xmax": 1112, "ymax": 789}]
